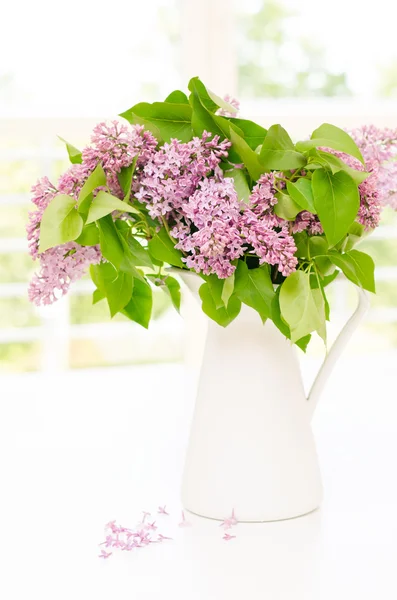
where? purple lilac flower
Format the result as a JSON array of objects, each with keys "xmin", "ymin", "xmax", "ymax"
[
  {"xmin": 28, "ymin": 243, "xmax": 101, "ymax": 306},
  {"xmin": 241, "ymin": 174, "xmax": 298, "ymax": 277},
  {"xmin": 27, "ymin": 120, "xmax": 157, "ymax": 303},
  {"xmin": 216, "ymin": 94, "xmax": 240, "ymax": 118},
  {"xmin": 292, "ymin": 211, "xmax": 323, "ymax": 236},
  {"xmin": 173, "ymin": 177, "xmax": 245, "ymax": 279},
  {"xmin": 83, "ymin": 120, "xmax": 157, "ymax": 198},
  {"xmin": 350, "ymin": 125, "xmax": 397, "ymax": 209},
  {"xmin": 135, "ymin": 132, "xmax": 230, "ymax": 219}
]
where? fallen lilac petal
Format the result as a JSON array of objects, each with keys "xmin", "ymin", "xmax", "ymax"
[
  {"xmin": 99, "ymin": 549, "xmax": 112, "ymax": 559},
  {"xmin": 219, "ymin": 519, "xmax": 233, "ymax": 530},
  {"xmin": 140, "ymin": 537, "xmax": 151, "ymax": 546},
  {"xmin": 223, "ymin": 533, "xmax": 236, "ymax": 541},
  {"xmin": 178, "ymin": 510, "xmax": 192, "ymax": 527},
  {"xmin": 158, "ymin": 506, "xmax": 169, "ymax": 516},
  {"xmin": 229, "ymin": 508, "xmax": 238, "ymax": 526},
  {"xmin": 145, "ymin": 521, "xmax": 157, "ymax": 531},
  {"xmin": 105, "ymin": 520, "xmax": 117, "ymax": 532},
  {"xmin": 141, "ymin": 511, "xmax": 151, "ymax": 523},
  {"xmin": 119, "ymin": 526, "xmax": 134, "ymax": 534},
  {"xmin": 99, "ymin": 534, "xmax": 115, "ymax": 548},
  {"xmin": 158, "ymin": 533, "xmax": 173, "ymax": 541},
  {"xmin": 135, "ymin": 529, "xmax": 147, "ymax": 540}
]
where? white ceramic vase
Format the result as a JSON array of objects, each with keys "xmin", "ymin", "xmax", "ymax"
[{"xmin": 180, "ymin": 272, "xmax": 369, "ymax": 522}]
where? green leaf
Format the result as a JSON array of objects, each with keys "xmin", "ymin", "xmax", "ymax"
[
  {"xmin": 270, "ymin": 287, "xmax": 290, "ymax": 338},
  {"xmin": 234, "ymin": 261, "xmax": 274, "ymax": 323},
  {"xmin": 310, "ymin": 273, "xmax": 331, "ymax": 321},
  {"xmin": 309, "ymin": 150, "xmax": 369, "ymax": 185},
  {"xmin": 345, "ymin": 222, "xmax": 366, "ymax": 251},
  {"xmin": 118, "ymin": 156, "xmax": 138, "ymax": 201},
  {"xmin": 90, "ymin": 262, "xmax": 133, "ymax": 317},
  {"xmin": 287, "ymin": 178, "xmax": 316, "ymax": 214},
  {"xmin": 97, "ymin": 215, "xmax": 124, "ymax": 268},
  {"xmin": 188, "ymin": 78, "xmax": 264, "ymax": 177},
  {"xmin": 188, "ymin": 77, "xmax": 220, "ymax": 112},
  {"xmin": 224, "ymin": 168, "xmax": 251, "ymax": 203},
  {"xmin": 314, "ymin": 256, "xmax": 336, "ymax": 278},
  {"xmin": 86, "ymin": 191, "xmax": 139, "ymax": 224},
  {"xmin": 58, "ymin": 136, "xmax": 82, "ymax": 164},
  {"xmin": 221, "ymin": 273, "xmax": 235, "ymax": 307},
  {"xmin": 296, "ymin": 123, "xmax": 365, "ymax": 165},
  {"xmin": 105, "ymin": 271, "xmax": 134, "ymax": 317},
  {"xmin": 148, "ymin": 229, "xmax": 184, "ymax": 268},
  {"xmin": 77, "ymin": 164, "xmax": 107, "ymax": 211},
  {"xmin": 39, "ymin": 194, "xmax": 83, "ymax": 252},
  {"xmin": 163, "ymin": 276, "xmax": 181, "ymax": 312},
  {"xmin": 312, "ymin": 169, "xmax": 360, "ymax": 247},
  {"xmin": 120, "ymin": 102, "xmax": 193, "ymax": 143},
  {"xmin": 199, "ymin": 282, "xmax": 241, "ymax": 327},
  {"xmin": 203, "ymin": 274, "xmax": 225, "ymax": 309},
  {"xmin": 147, "ymin": 274, "xmax": 182, "ymax": 312},
  {"xmin": 309, "ymin": 236, "xmax": 328, "ymax": 257},
  {"xmin": 122, "ymin": 278, "xmax": 153, "ymax": 328},
  {"xmin": 295, "ymin": 334, "xmax": 312, "ymax": 353},
  {"xmin": 293, "ymin": 233, "xmax": 328, "ymax": 260},
  {"xmin": 92, "ymin": 288, "xmax": 105, "ymax": 304},
  {"xmin": 279, "ymin": 271, "xmax": 325, "ymax": 342},
  {"xmin": 328, "ymin": 249, "xmax": 375, "ymax": 292},
  {"xmin": 260, "ymin": 124, "xmax": 306, "ymax": 171},
  {"xmin": 90, "ymin": 262, "xmax": 114, "ymax": 288},
  {"xmin": 75, "ymin": 223, "xmax": 99, "ymax": 246},
  {"xmin": 96, "ymin": 218, "xmax": 146, "ymax": 280},
  {"xmin": 319, "ymin": 270, "xmax": 340, "ymax": 287},
  {"xmin": 228, "ymin": 125, "xmax": 265, "ymax": 180},
  {"xmin": 188, "ymin": 79, "xmax": 243, "ymax": 163},
  {"xmin": 311, "ymin": 288, "xmax": 327, "ymax": 342},
  {"xmin": 225, "ymin": 118, "xmax": 267, "ymax": 150},
  {"xmin": 208, "ymin": 89, "xmax": 238, "ymax": 114},
  {"xmin": 294, "ymin": 231, "xmax": 309, "ymax": 258},
  {"xmin": 274, "ymin": 191, "xmax": 302, "ymax": 220},
  {"xmin": 189, "ymin": 85, "xmax": 227, "ymax": 136},
  {"xmin": 115, "ymin": 224, "xmax": 153, "ymax": 268},
  {"xmin": 164, "ymin": 90, "xmax": 189, "ymax": 104},
  {"xmin": 119, "ymin": 106, "xmax": 162, "ymax": 140}
]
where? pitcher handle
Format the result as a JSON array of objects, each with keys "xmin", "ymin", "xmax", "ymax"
[{"xmin": 307, "ymin": 286, "xmax": 370, "ymax": 420}]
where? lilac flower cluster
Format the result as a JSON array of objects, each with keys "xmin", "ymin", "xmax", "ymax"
[
  {"xmin": 240, "ymin": 174, "xmax": 298, "ymax": 277},
  {"xmin": 173, "ymin": 177, "xmax": 244, "ymax": 278},
  {"xmin": 135, "ymin": 132, "xmax": 231, "ymax": 218},
  {"xmin": 292, "ymin": 211, "xmax": 323, "ymax": 235},
  {"xmin": 138, "ymin": 143, "xmax": 299, "ymax": 278},
  {"xmin": 28, "ymin": 242, "xmax": 101, "ymax": 305},
  {"xmin": 350, "ymin": 125, "xmax": 397, "ymax": 209},
  {"xmin": 57, "ymin": 121, "xmax": 157, "ymax": 199},
  {"xmin": 28, "ymin": 121, "xmax": 157, "ymax": 305}
]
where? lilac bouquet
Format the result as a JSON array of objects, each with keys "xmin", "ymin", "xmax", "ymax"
[{"xmin": 27, "ymin": 78, "xmax": 397, "ymax": 349}]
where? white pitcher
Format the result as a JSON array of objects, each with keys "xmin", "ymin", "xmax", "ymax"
[{"xmin": 180, "ymin": 272, "xmax": 369, "ymax": 522}]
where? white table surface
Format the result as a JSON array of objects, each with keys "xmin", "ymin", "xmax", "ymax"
[{"xmin": 1, "ymin": 356, "xmax": 397, "ymax": 600}]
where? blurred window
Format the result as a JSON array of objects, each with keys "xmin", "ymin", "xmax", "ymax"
[{"xmin": 1, "ymin": 0, "xmax": 396, "ymax": 372}]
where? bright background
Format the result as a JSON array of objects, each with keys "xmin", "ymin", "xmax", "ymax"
[{"xmin": 2, "ymin": 2, "xmax": 397, "ymax": 599}]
